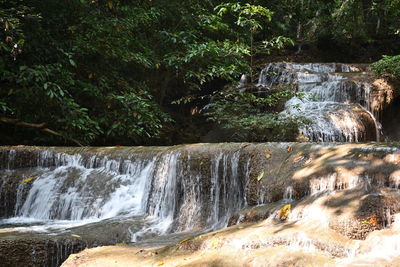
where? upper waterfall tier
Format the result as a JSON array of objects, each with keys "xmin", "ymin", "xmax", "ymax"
[{"xmin": 257, "ymin": 62, "xmax": 381, "ymax": 142}]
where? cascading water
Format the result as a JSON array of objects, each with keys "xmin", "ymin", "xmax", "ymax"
[
  {"xmin": 0, "ymin": 145, "xmax": 250, "ymax": 266},
  {"xmin": 257, "ymin": 62, "xmax": 380, "ymax": 142},
  {"xmin": 3, "ymin": 143, "xmax": 400, "ymax": 266},
  {"xmin": 0, "ymin": 146, "xmax": 248, "ymax": 238},
  {"xmin": 12, "ymin": 153, "xmax": 154, "ymax": 221}
]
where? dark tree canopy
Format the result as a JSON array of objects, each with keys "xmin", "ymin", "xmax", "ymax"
[{"xmin": 1, "ymin": 0, "xmax": 399, "ymax": 145}]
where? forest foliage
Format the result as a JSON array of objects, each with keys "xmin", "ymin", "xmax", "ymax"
[
  {"xmin": 1, "ymin": 0, "xmax": 399, "ymax": 145},
  {"xmin": 372, "ymin": 55, "xmax": 400, "ymax": 80}
]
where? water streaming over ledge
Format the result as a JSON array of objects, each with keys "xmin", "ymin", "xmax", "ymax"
[
  {"xmin": 257, "ymin": 63, "xmax": 380, "ymax": 142},
  {"xmin": 0, "ymin": 145, "xmax": 248, "ymax": 239},
  {"xmin": 2, "ymin": 144, "xmax": 400, "ymax": 265}
]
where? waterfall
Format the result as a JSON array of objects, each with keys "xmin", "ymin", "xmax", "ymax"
[
  {"xmin": 15, "ymin": 152, "xmax": 155, "ymax": 221},
  {"xmin": 257, "ymin": 62, "xmax": 379, "ymax": 142},
  {"xmin": 3, "ymin": 144, "xmax": 400, "ymax": 266},
  {"xmin": 0, "ymin": 145, "xmax": 248, "ymax": 240}
]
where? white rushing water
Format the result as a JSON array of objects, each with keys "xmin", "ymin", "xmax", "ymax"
[
  {"xmin": 257, "ymin": 62, "xmax": 379, "ymax": 142},
  {"xmin": 16, "ymin": 154, "xmax": 154, "ymax": 221},
  {"xmin": 3, "ymin": 145, "xmax": 400, "ymax": 265},
  {"xmin": 0, "ymin": 147, "xmax": 248, "ymax": 240}
]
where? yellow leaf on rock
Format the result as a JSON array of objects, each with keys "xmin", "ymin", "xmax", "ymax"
[
  {"xmin": 71, "ymin": 234, "xmax": 81, "ymax": 238},
  {"xmin": 257, "ymin": 171, "xmax": 265, "ymax": 181},
  {"xmin": 68, "ymin": 253, "xmax": 77, "ymax": 259},
  {"xmin": 157, "ymin": 262, "xmax": 164, "ymax": 266},
  {"xmin": 264, "ymin": 151, "xmax": 271, "ymax": 158},
  {"xmin": 177, "ymin": 237, "xmax": 191, "ymax": 245},
  {"xmin": 362, "ymin": 216, "xmax": 378, "ymax": 226},
  {"xmin": 279, "ymin": 204, "xmax": 291, "ymax": 220},
  {"xmin": 20, "ymin": 176, "xmax": 37, "ymax": 184},
  {"xmin": 210, "ymin": 238, "xmax": 219, "ymax": 248},
  {"xmin": 117, "ymin": 242, "xmax": 127, "ymax": 246}
]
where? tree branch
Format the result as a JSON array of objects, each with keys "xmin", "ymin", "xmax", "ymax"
[{"xmin": 0, "ymin": 117, "xmax": 85, "ymax": 146}]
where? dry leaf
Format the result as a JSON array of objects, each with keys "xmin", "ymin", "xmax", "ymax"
[
  {"xmin": 279, "ymin": 204, "xmax": 291, "ymax": 220},
  {"xmin": 362, "ymin": 216, "xmax": 379, "ymax": 226},
  {"xmin": 177, "ymin": 237, "xmax": 191, "ymax": 245},
  {"xmin": 293, "ymin": 156, "xmax": 304, "ymax": 163},
  {"xmin": 210, "ymin": 238, "xmax": 219, "ymax": 248},
  {"xmin": 20, "ymin": 176, "xmax": 37, "ymax": 184},
  {"xmin": 68, "ymin": 254, "xmax": 78, "ymax": 259},
  {"xmin": 257, "ymin": 171, "xmax": 265, "ymax": 181}
]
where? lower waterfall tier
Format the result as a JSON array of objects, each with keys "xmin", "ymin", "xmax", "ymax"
[{"xmin": 2, "ymin": 143, "xmax": 400, "ymax": 266}]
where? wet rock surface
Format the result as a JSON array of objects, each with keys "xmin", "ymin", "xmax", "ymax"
[
  {"xmin": 0, "ymin": 218, "xmax": 139, "ymax": 267},
  {"xmin": 0, "ymin": 234, "xmax": 88, "ymax": 267},
  {"xmin": 61, "ymin": 214, "xmax": 400, "ymax": 266}
]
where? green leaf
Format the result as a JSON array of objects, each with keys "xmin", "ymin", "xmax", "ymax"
[{"xmin": 69, "ymin": 59, "xmax": 77, "ymax": 68}]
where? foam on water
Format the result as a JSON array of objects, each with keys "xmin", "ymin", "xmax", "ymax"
[{"xmin": 0, "ymin": 217, "xmax": 98, "ymax": 232}]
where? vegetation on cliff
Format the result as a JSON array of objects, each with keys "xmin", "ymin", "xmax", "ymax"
[
  {"xmin": 372, "ymin": 55, "xmax": 400, "ymax": 81},
  {"xmin": 202, "ymin": 89, "xmax": 308, "ymax": 142}
]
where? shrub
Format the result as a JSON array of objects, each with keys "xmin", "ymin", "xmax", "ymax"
[
  {"xmin": 372, "ymin": 55, "xmax": 400, "ymax": 80},
  {"xmin": 203, "ymin": 89, "xmax": 308, "ymax": 142}
]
